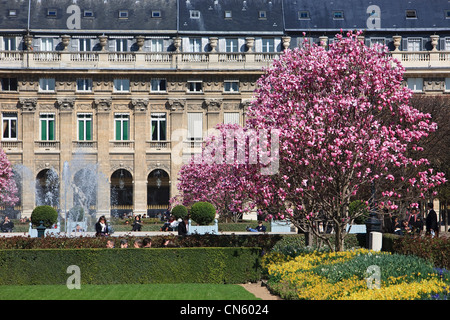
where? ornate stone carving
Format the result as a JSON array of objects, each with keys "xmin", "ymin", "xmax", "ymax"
[
  {"xmin": 93, "ymin": 98, "xmax": 112, "ymax": 112},
  {"xmin": 130, "ymin": 98, "xmax": 149, "ymax": 112},
  {"xmin": 165, "ymin": 98, "xmax": 185, "ymax": 111},
  {"xmin": 17, "ymin": 98, "xmax": 37, "ymax": 111},
  {"xmin": 56, "ymin": 97, "xmax": 75, "ymax": 111},
  {"xmin": 203, "ymin": 98, "xmax": 223, "ymax": 111}
]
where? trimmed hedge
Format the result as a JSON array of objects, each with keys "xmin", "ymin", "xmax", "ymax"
[{"xmin": 0, "ymin": 247, "xmax": 262, "ymax": 285}]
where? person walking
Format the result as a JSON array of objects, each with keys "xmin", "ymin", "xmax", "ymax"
[{"xmin": 426, "ymin": 202, "xmax": 438, "ymax": 237}]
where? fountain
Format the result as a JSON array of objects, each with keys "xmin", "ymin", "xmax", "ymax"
[{"xmin": 12, "ymin": 151, "xmax": 108, "ymax": 237}]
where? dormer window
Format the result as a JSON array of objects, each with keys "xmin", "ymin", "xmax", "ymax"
[
  {"xmin": 152, "ymin": 10, "xmax": 161, "ymax": 18},
  {"xmin": 224, "ymin": 11, "xmax": 232, "ymax": 19},
  {"xmin": 47, "ymin": 9, "xmax": 57, "ymax": 17},
  {"xmin": 446, "ymin": 10, "xmax": 450, "ymax": 19},
  {"xmin": 119, "ymin": 10, "xmax": 129, "ymax": 18},
  {"xmin": 298, "ymin": 11, "xmax": 310, "ymax": 20},
  {"xmin": 333, "ymin": 11, "xmax": 344, "ymax": 20},
  {"xmin": 8, "ymin": 9, "xmax": 17, "ymax": 17},
  {"xmin": 259, "ymin": 11, "xmax": 267, "ymax": 19},
  {"xmin": 190, "ymin": 10, "xmax": 200, "ymax": 19},
  {"xmin": 83, "ymin": 10, "xmax": 94, "ymax": 17},
  {"xmin": 406, "ymin": 10, "xmax": 417, "ymax": 19}
]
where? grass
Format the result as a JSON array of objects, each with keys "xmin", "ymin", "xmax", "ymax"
[{"xmin": 0, "ymin": 283, "xmax": 260, "ymax": 300}]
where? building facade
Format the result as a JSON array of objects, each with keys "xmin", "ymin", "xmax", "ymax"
[{"xmin": 0, "ymin": 0, "xmax": 449, "ymax": 218}]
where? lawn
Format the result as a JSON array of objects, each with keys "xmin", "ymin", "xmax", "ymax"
[{"xmin": 0, "ymin": 283, "xmax": 260, "ymax": 300}]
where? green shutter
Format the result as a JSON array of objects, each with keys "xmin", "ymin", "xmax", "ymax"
[
  {"xmin": 123, "ymin": 120, "xmax": 129, "ymax": 140},
  {"xmin": 115, "ymin": 120, "xmax": 121, "ymax": 140},
  {"xmin": 160, "ymin": 120, "xmax": 166, "ymax": 140},
  {"xmin": 86, "ymin": 120, "xmax": 92, "ymax": 140},
  {"xmin": 78, "ymin": 120, "xmax": 84, "ymax": 140},
  {"xmin": 41, "ymin": 120, "xmax": 46, "ymax": 140},
  {"xmin": 49, "ymin": 120, "xmax": 54, "ymax": 140}
]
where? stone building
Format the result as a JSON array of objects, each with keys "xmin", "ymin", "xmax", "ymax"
[{"xmin": 0, "ymin": 0, "xmax": 449, "ymax": 218}]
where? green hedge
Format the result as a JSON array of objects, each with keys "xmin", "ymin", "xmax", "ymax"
[{"xmin": 0, "ymin": 247, "xmax": 262, "ymax": 285}]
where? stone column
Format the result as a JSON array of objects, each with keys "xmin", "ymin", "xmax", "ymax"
[
  {"xmin": 167, "ymin": 99, "xmax": 185, "ymax": 198},
  {"xmin": 17, "ymin": 98, "xmax": 37, "ymax": 217},
  {"xmin": 94, "ymin": 98, "xmax": 112, "ymax": 218},
  {"xmin": 131, "ymin": 99, "xmax": 148, "ymax": 215},
  {"xmin": 56, "ymin": 98, "xmax": 75, "ymax": 216}
]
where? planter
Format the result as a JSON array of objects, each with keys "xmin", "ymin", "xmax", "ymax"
[
  {"xmin": 188, "ymin": 219, "xmax": 218, "ymax": 235},
  {"xmin": 270, "ymin": 219, "xmax": 291, "ymax": 233},
  {"xmin": 28, "ymin": 222, "xmax": 60, "ymax": 237}
]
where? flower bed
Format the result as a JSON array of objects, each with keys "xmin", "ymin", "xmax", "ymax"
[{"xmin": 264, "ymin": 249, "xmax": 450, "ymax": 300}]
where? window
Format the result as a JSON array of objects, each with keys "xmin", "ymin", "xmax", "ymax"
[
  {"xmin": 407, "ymin": 38, "xmax": 421, "ymax": 51},
  {"xmin": 40, "ymin": 114, "xmax": 55, "ymax": 141},
  {"xmin": 333, "ymin": 11, "xmax": 344, "ymax": 19},
  {"xmin": 76, "ymin": 78, "xmax": 92, "ymax": 92},
  {"xmin": 40, "ymin": 38, "xmax": 53, "ymax": 51},
  {"xmin": 406, "ymin": 10, "xmax": 417, "ymax": 19},
  {"xmin": 224, "ymin": 81, "xmax": 239, "ymax": 93},
  {"xmin": 226, "ymin": 39, "xmax": 238, "ymax": 52},
  {"xmin": 151, "ymin": 113, "xmax": 167, "ymax": 141},
  {"xmin": 262, "ymin": 38, "xmax": 274, "ymax": 52},
  {"xmin": 1, "ymin": 78, "xmax": 18, "ymax": 91},
  {"xmin": 77, "ymin": 113, "xmax": 92, "ymax": 141},
  {"xmin": 119, "ymin": 10, "xmax": 129, "ymax": 18},
  {"xmin": 3, "ymin": 37, "xmax": 16, "ymax": 50},
  {"xmin": 298, "ymin": 11, "xmax": 310, "ymax": 20},
  {"xmin": 113, "ymin": 79, "xmax": 130, "ymax": 92},
  {"xmin": 445, "ymin": 78, "xmax": 450, "ymax": 92},
  {"xmin": 224, "ymin": 11, "xmax": 232, "ymax": 19},
  {"xmin": 83, "ymin": 10, "xmax": 94, "ymax": 17},
  {"xmin": 150, "ymin": 79, "xmax": 167, "ymax": 92},
  {"xmin": 187, "ymin": 113, "xmax": 203, "ymax": 142},
  {"xmin": 189, "ymin": 38, "xmax": 202, "ymax": 52},
  {"xmin": 446, "ymin": 10, "xmax": 450, "ymax": 19},
  {"xmin": 39, "ymin": 78, "xmax": 55, "ymax": 92},
  {"xmin": 150, "ymin": 39, "xmax": 164, "ymax": 52},
  {"xmin": 115, "ymin": 39, "xmax": 128, "ymax": 52},
  {"xmin": 259, "ymin": 11, "xmax": 267, "ymax": 19},
  {"xmin": 2, "ymin": 113, "xmax": 17, "ymax": 140},
  {"xmin": 114, "ymin": 114, "xmax": 129, "ymax": 140},
  {"xmin": 47, "ymin": 9, "xmax": 57, "ymax": 17},
  {"xmin": 8, "ymin": 9, "xmax": 17, "ymax": 17},
  {"xmin": 152, "ymin": 10, "xmax": 161, "ymax": 18},
  {"xmin": 223, "ymin": 112, "xmax": 240, "ymax": 125},
  {"xmin": 407, "ymin": 78, "xmax": 423, "ymax": 92},
  {"xmin": 79, "ymin": 39, "xmax": 91, "ymax": 51},
  {"xmin": 188, "ymin": 81, "xmax": 202, "ymax": 93},
  {"xmin": 444, "ymin": 38, "xmax": 450, "ymax": 51},
  {"xmin": 190, "ymin": 10, "xmax": 200, "ymax": 19}
]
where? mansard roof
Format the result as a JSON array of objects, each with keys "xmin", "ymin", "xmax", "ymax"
[
  {"xmin": 178, "ymin": 0, "xmax": 284, "ymax": 35},
  {"xmin": 284, "ymin": 0, "xmax": 450, "ymax": 32},
  {"xmin": 0, "ymin": 0, "xmax": 448, "ymax": 35},
  {"xmin": 0, "ymin": 0, "xmax": 178, "ymax": 34}
]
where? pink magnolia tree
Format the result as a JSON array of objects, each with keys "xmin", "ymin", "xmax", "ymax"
[
  {"xmin": 0, "ymin": 148, "xmax": 19, "ymax": 207},
  {"xmin": 244, "ymin": 31, "xmax": 446, "ymax": 250},
  {"xmin": 175, "ymin": 124, "xmax": 259, "ymax": 222}
]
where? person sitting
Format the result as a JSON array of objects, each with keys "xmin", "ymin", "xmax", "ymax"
[
  {"xmin": 246, "ymin": 221, "xmax": 266, "ymax": 233},
  {"xmin": 0, "ymin": 216, "xmax": 14, "ymax": 232},
  {"xmin": 131, "ymin": 215, "xmax": 142, "ymax": 232},
  {"xmin": 392, "ymin": 217, "xmax": 402, "ymax": 236},
  {"xmin": 161, "ymin": 215, "xmax": 175, "ymax": 231}
]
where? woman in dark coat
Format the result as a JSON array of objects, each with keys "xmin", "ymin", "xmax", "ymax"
[{"xmin": 95, "ymin": 215, "xmax": 109, "ymax": 236}]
